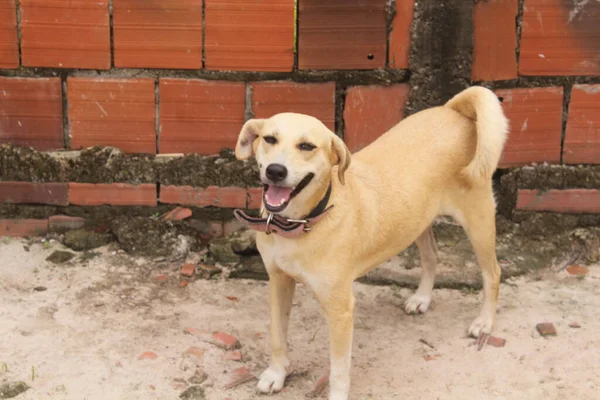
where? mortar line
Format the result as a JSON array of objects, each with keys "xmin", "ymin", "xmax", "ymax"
[
  {"xmin": 244, "ymin": 83, "xmax": 254, "ymax": 122},
  {"xmin": 108, "ymin": 0, "xmax": 115, "ymax": 68},
  {"xmin": 293, "ymin": 0, "xmax": 299, "ymax": 72},
  {"xmin": 15, "ymin": 0, "xmax": 22, "ymax": 66},
  {"xmin": 61, "ymin": 77, "xmax": 70, "ymax": 149},
  {"xmin": 334, "ymin": 83, "xmax": 346, "ymax": 139},
  {"xmin": 201, "ymin": 0, "xmax": 206, "ymax": 69},
  {"xmin": 155, "ymin": 79, "xmax": 160, "ymax": 154},
  {"xmin": 559, "ymin": 82, "xmax": 573, "ymax": 165},
  {"xmin": 385, "ymin": 0, "xmax": 397, "ymax": 68},
  {"xmin": 515, "ymin": 0, "xmax": 525, "ymax": 72}
]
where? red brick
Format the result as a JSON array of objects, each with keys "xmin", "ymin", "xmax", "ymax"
[
  {"xmin": 388, "ymin": 0, "xmax": 414, "ymax": 69},
  {"xmin": 0, "ymin": 0, "xmax": 18, "ymax": 68},
  {"xmin": 298, "ymin": 0, "xmax": 387, "ymax": 70},
  {"xmin": 69, "ymin": 183, "xmax": 157, "ymax": 206},
  {"xmin": 0, "ymin": 77, "xmax": 64, "ymax": 151},
  {"xmin": 563, "ymin": 84, "xmax": 600, "ymax": 164},
  {"xmin": 247, "ymin": 188, "xmax": 263, "ymax": 210},
  {"xmin": 181, "ymin": 263, "xmax": 195, "ymax": 277},
  {"xmin": 0, "ymin": 182, "xmax": 68, "ymax": 205},
  {"xmin": 496, "ymin": 87, "xmax": 563, "ymax": 167},
  {"xmin": 184, "ymin": 346, "xmax": 204, "ymax": 359},
  {"xmin": 68, "ymin": 78, "xmax": 156, "ymax": 154},
  {"xmin": 154, "ymin": 274, "xmax": 168, "ymax": 282},
  {"xmin": 516, "ymin": 189, "xmax": 600, "ymax": 213},
  {"xmin": 179, "ymin": 280, "xmax": 189, "ymax": 288},
  {"xmin": 569, "ymin": 321, "xmax": 581, "ymax": 328},
  {"xmin": 161, "ymin": 207, "xmax": 192, "ymax": 221},
  {"xmin": 0, "ymin": 219, "xmax": 48, "ymax": 237},
  {"xmin": 343, "ymin": 84, "xmax": 410, "ymax": 152},
  {"xmin": 159, "ymin": 79, "xmax": 245, "ymax": 154},
  {"xmin": 49, "ymin": 215, "xmax": 85, "ymax": 232},
  {"xmin": 566, "ymin": 265, "xmax": 589, "ymax": 276},
  {"xmin": 309, "ymin": 370, "xmax": 329, "ymax": 397},
  {"xmin": 486, "ymin": 336, "xmax": 506, "ymax": 348},
  {"xmin": 472, "ymin": 0, "xmax": 518, "ymax": 81},
  {"xmin": 224, "ymin": 350, "xmax": 242, "ymax": 361},
  {"xmin": 520, "ymin": 0, "xmax": 600, "ymax": 76},
  {"xmin": 138, "ymin": 351, "xmax": 158, "ymax": 360},
  {"xmin": 251, "ymin": 81, "xmax": 336, "ymax": 130},
  {"xmin": 536, "ymin": 322, "xmax": 557, "ymax": 337},
  {"xmin": 20, "ymin": 0, "xmax": 110, "ymax": 69},
  {"xmin": 113, "ymin": 0, "xmax": 202, "ymax": 69},
  {"xmin": 211, "ymin": 332, "xmax": 240, "ymax": 349},
  {"xmin": 224, "ymin": 366, "xmax": 256, "ymax": 390},
  {"xmin": 184, "ymin": 327, "xmax": 211, "ymax": 339},
  {"xmin": 205, "ymin": 0, "xmax": 294, "ymax": 71},
  {"xmin": 159, "ymin": 185, "xmax": 248, "ymax": 208}
]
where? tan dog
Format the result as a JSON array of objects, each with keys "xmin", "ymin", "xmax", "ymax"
[{"xmin": 234, "ymin": 86, "xmax": 509, "ymax": 399}]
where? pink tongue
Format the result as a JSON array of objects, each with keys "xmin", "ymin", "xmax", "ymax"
[{"xmin": 265, "ymin": 185, "xmax": 293, "ymax": 206}]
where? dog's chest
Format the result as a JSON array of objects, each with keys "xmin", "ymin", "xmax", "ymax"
[{"xmin": 260, "ymin": 237, "xmax": 321, "ymax": 289}]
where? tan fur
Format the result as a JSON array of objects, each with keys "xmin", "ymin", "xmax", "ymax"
[{"xmin": 235, "ymin": 86, "xmax": 509, "ymax": 400}]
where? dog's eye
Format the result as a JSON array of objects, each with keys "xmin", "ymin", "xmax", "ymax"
[
  {"xmin": 263, "ymin": 136, "xmax": 277, "ymax": 145},
  {"xmin": 298, "ymin": 142, "xmax": 316, "ymax": 151}
]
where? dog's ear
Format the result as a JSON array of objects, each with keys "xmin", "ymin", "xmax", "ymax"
[
  {"xmin": 331, "ymin": 135, "xmax": 352, "ymax": 185},
  {"xmin": 235, "ymin": 119, "xmax": 265, "ymax": 160}
]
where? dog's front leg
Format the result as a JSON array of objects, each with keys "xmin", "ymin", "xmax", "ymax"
[
  {"xmin": 322, "ymin": 283, "xmax": 355, "ymax": 400},
  {"xmin": 257, "ymin": 268, "xmax": 296, "ymax": 394}
]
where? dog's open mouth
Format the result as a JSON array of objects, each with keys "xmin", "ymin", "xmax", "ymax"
[{"xmin": 263, "ymin": 173, "xmax": 315, "ymax": 212}]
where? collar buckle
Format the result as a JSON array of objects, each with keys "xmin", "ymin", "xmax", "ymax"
[
  {"xmin": 286, "ymin": 218, "xmax": 311, "ymax": 233},
  {"xmin": 265, "ymin": 213, "xmax": 274, "ymax": 235}
]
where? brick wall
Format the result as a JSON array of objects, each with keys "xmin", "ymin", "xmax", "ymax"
[{"xmin": 1, "ymin": 0, "xmax": 599, "ymax": 237}]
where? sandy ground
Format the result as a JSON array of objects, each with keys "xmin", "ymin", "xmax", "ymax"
[{"xmin": 1, "ymin": 238, "xmax": 599, "ymax": 400}]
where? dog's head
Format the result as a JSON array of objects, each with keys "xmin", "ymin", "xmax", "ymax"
[{"xmin": 235, "ymin": 113, "xmax": 351, "ymax": 217}]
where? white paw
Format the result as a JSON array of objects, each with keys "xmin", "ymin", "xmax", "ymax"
[
  {"xmin": 404, "ymin": 293, "xmax": 431, "ymax": 314},
  {"xmin": 468, "ymin": 315, "xmax": 494, "ymax": 338},
  {"xmin": 256, "ymin": 365, "xmax": 286, "ymax": 394}
]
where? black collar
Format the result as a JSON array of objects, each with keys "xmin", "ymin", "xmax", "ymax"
[{"xmin": 306, "ymin": 183, "xmax": 332, "ymax": 219}]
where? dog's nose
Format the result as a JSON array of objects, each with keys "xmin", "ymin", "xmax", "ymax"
[{"xmin": 266, "ymin": 164, "xmax": 288, "ymax": 183}]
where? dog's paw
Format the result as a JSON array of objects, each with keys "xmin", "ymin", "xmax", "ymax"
[
  {"xmin": 404, "ymin": 294, "xmax": 431, "ymax": 314},
  {"xmin": 468, "ymin": 315, "xmax": 493, "ymax": 338},
  {"xmin": 256, "ymin": 365, "xmax": 286, "ymax": 395}
]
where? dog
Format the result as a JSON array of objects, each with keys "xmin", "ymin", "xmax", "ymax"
[{"xmin": 233, "ymin": 86, "xmax": 509, "ymax": 400}]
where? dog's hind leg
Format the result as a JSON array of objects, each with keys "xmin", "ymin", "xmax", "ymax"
[
  {"xmin": 456, "ymin": 188, "xmax": 501, "ymax": 343},
  {"xmin": 257, "ymin": 268, "xmax": 296, "ymax": 394},
  {"xmin": 404, "ymin": 226, "xmax": 439, "ymax": 314}
]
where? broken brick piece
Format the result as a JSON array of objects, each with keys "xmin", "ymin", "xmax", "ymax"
[
  {"xmin": 423, "ymin": 355, "xmax": 439, "ymax": 361},
  {"xmin": 197, "ymin": 264, "xmax": 220, "ymax": 279},
  {"xmin": 566, "ymin": 265, "xmax": 589, "ymax": 276},
  {"xmin": 569, "ymin": 322, "xmax": 581, "ymax": 329},
  {"xmin": 183, "ymin": 327, "xmax": 211, "ymax": 339},
  {"xmin": 224, "ymin": 351, "xmax": 242, "ymax": 361},
  {"xmin": 138, "ymin": 351, "xmax": 158, "ymax": 360},
  {"xmin": 211, "ymin": 332, "xmax": 240, "ymax": 350},
  {"xmin": 162, "ymin": 206, "xmax": 192, "ymax": 221},
  {"xmin": 486, "ymin": 336, "xmax": 506, "ymax": 348},
  {"xmin": 536, "ymin": 323, "xmax": 557, "ymax": 337},
  {"xmin": 154, "ymin": 275, "xmax": 168, "ymax": 282},
  {"xmin": 179, "ymin": 280, "xmax": 190, "ymax": 288},
  {"xmin": 184, "ymin": 347, "xmax": 204, "ymax": 359},
  {"xmin": 225, "ymin": 296, "xmax": 239, "ymax": 302},
  {"xmin": 307, "ymin": 370, "xmax": 329, "ymax": 397},
  {"xmin": 224, "ymin": 367, "xmax": 256, "ymax": 390},
  {"xmin": 181, "ymin": 263, "xmax": 195, "ymax": 277}
]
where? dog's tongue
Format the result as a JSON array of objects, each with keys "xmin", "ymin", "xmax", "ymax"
[{"xmin": 265, "ymin": 185, "xmax": 293, "ymax": 206}]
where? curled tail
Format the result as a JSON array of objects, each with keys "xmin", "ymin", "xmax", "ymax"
[{"xmin": 445, "ymin": 86, "xmax": 509, "ymax": 182}]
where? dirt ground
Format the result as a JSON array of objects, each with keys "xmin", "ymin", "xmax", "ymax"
[{"xmin": 1, "ymin": 238, "xmax": 599, "ymax": 400}]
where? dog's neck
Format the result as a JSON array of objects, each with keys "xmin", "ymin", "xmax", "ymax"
[{"xmin": 278, "ymin": 179, "xmax": 332, "ymax": 220}]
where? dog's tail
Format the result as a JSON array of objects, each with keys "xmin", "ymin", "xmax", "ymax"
[{"xmin": 445, "ymin": 86, "xmax": 509, "ymax": 182}]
